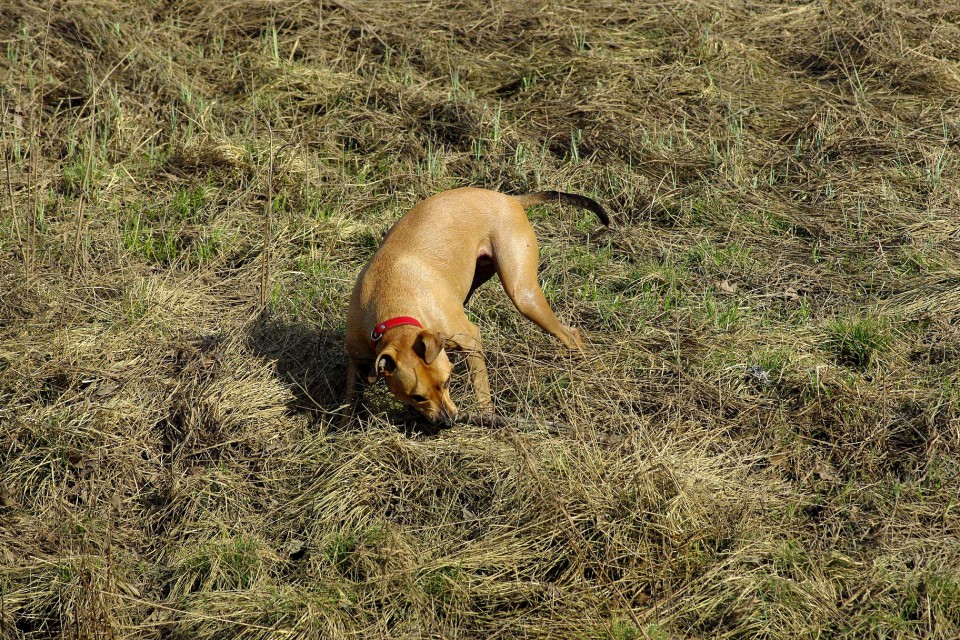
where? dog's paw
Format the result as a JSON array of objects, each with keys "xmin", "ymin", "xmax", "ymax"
[{"xmin": 564, "ymin": 326, "xmax": 584, "ymax": 351}]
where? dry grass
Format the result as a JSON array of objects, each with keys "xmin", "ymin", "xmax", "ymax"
[{"xmin": 2, "ymin": 1, "xmax": 960, "ymax": 638}]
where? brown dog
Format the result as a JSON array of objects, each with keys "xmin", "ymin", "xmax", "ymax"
[{"xmin": 341, "ymin": 187, "xmax": 608, "ymax": 427}]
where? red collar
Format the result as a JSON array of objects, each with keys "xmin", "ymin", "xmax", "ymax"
[{"xmin": 370, "ymin": 316, "xmax": 422, "ymax": 349}]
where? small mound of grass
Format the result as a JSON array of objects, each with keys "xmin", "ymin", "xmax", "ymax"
[{"xmin": 826, "ymin": 313, "xmax": 894, "ymax": 370}]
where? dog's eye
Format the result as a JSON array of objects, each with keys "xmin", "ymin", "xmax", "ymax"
[{"xmin": 411, "ymin": 394, "xmax": 427, "ymax": 403}]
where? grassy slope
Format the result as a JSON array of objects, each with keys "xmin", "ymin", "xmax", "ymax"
[{"xmin": 1, "ymin": 1, "xmax": 959, "ymax": 638}]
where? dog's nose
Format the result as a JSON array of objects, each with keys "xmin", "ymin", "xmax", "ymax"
[{"xmin": 438, "ymin": 407, "xmax": 457, "ymax": 428}]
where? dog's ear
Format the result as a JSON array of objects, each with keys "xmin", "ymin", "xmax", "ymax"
[
  {"xmin": 369, "ymin": 347, "xmax": 398, "ymax": 382},
  {"xmin": 413, "ymin": 330, "xmax": 446, "ymax": 365}
]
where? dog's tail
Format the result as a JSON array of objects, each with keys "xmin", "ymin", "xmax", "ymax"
[{"xmin": 514, "ymin": 191, "xmax": 610, "ymax": 227}]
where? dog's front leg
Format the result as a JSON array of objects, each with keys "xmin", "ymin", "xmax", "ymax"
[
  {"xmin": 339, "ymin": 359, "xmax": 367, "ymax": 428},
  {"xmin": 448, "ymin": 322, "xmax": 492, "ymax": 410},
  {"xmin": 465, "ymin": 348, "xmax": 492, "ymax": 409}
]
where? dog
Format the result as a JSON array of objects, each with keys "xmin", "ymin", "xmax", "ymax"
[{"xmin": 341, "ymin": 187, "xmax": 608, "ymax": 428}]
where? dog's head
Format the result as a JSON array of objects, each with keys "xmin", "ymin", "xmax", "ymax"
[{"xmin": 368, "ymin": 329, "xmax": 457, "ymax": 427}]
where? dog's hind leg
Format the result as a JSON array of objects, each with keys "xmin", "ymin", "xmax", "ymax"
[{"xmin": 493, "ymin": 224, "xmax": 584, "ymax": 351}]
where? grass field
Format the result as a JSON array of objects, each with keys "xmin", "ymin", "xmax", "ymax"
[{"xmin": 2, "ymin": 1, "xmax": 960, "ymax": 638}]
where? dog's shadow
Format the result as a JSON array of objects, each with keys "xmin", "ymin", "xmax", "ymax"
[
  {"xmin": 246, "ymin": 312, "xmax": 343, "ymax": 422},
  {"xmin": 245, "ymin": 311, "xmax": 446, "ymax": 436}
]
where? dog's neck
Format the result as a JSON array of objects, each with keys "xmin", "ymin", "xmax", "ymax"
[
  {"xmin": 370, "ymin": 316, "xmax": 422, "ymax": 350},
  {"xmin": 371, "ymin": 324, "xmax": 420, "ymax": 353}
]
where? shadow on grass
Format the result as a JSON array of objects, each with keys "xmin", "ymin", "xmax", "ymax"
[{"xmin": 245, "ymin": 311, "xmax": 346, "ymax": 425}]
